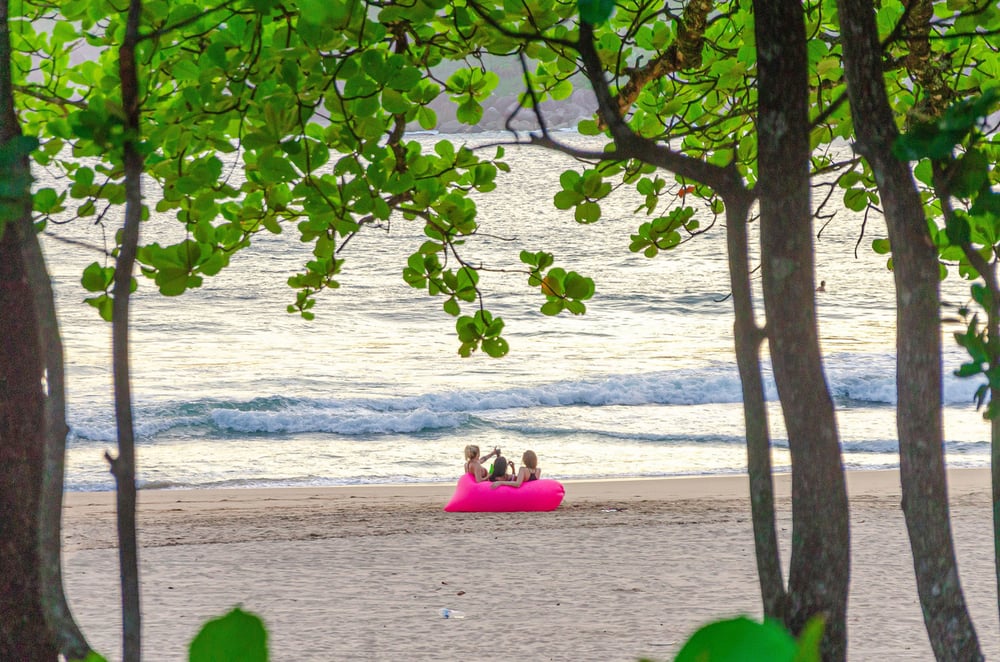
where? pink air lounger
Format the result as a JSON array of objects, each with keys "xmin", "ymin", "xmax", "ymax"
[{"xmin": 443, "ymin": 473, "xmax": 565, "ymax": 512}]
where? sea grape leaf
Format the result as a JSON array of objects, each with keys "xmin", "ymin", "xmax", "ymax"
[
  {"xmin": 674, "ymin": 616, "xmax": 801, "ymax": 662},
  {"xmin": 189, "ymin": 608, "xmax": 268, "ymax": 662},
  {"xmin": 578, "ymin": 0, "xmax": 615, "ymax": 25}
]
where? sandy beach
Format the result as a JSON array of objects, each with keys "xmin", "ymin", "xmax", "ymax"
[{"xmin": 62, "ymin": 469, "xmax": 999, "ymax": 661}]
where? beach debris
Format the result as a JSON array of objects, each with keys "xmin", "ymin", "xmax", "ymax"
[{"xmin": 439, "ymin": 608, "xmax": 466, "ymax": 619}]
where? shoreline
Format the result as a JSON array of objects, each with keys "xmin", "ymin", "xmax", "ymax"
[
  {"xmin": 63, "ymin": 466, "xmax": 992, "ymax": 512},
  {"xmin": 62, "ymin": 467, "xmax": 999, "ymax": 661}
]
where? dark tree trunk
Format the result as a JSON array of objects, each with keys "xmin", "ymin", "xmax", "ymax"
[
  {"xmin": 0, "ymin": 218, "xmax": 56, "ymax": 662},
  {"xmin": 0, "ymin": 0, "xmax": 90, "ymax": 658},
  {"xmin": 753, "ymin": 1, "xmax": 850, "ymax": 658},
  {"xmin": 724, "ymin": 188, "xmax": 786, "ymax": 621},
  {"xmin": 835, "ymin": 1, "xmax": 982, "ymax": 659},
  {"xmin": 109, "ymin": 1, "xmax": 144, "ymax": 659},
  {"xmin": 576, "ymin": 23, "xmax": 788, "ymax": 623}
]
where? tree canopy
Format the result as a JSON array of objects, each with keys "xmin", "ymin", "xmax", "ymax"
[{"xmin": 2, "ymin": 0, "xmax": 999, "ymax": 660}]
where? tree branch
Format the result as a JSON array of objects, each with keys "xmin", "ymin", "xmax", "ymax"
[{"xmin": 602, "ymin": 0, "xmax": 715, "ymax": 128}]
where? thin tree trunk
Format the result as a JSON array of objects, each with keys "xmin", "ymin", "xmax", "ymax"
[
  {"xmin": 108, "ymin": 1, "xmax": 144, "ymax": 659},
  {"xmin": 753, "ymin": 1, "xmax": 850, "ymax": 657},
  {"xmin": 724, "ymin": 189, "xmax": 786, "ymax": 620},
  {"xmin": 836, "ymin": 0, "xmax": 982, "ymax": 658},
  {"xmin": 995, "ymin": 410, "xmax": 1000, "ymax": 624},
  {"xmin": 29, "ymin": 226, "xmax": 91, "ymax": 658},
  {"xmin": 575, "ymin": 23, "xmax": 788, "ymax": 622},
  {"xmin": 935, "ymin": 177, "xmax": 1000, "ymax": 638}
]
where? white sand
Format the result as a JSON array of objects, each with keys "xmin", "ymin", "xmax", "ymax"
[{"xmin": 62, "ymin": 469, "xmax": 1000, "ymax": 661}]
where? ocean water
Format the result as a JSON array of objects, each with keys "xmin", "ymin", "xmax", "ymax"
[{"xmin": 37, "ymin": 132, "xmax": 991, "ymax": 491}]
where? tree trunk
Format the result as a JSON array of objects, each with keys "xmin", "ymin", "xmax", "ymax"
[
  {"xmin": 0, "ymin": 217, "xmax": 57, "ymax": 662},
  {"xmin": 109, "ymin": 1, "xmax": 144, "ymax": 659},
  {"xmin": 576, "ymin": 22, "xmax": 789, "ymax": 624},
  {"xmin": 995, "ymin": 406, "xmax": 1000, "ymax": 625},
  {"xmin": 835, "ymin": 0, "xmax": 983, "ymax": 658},
  {"xmin": 724, "ymin": 188, "xmax": 787, "ymax": 621},
  {"xmin": 753, "ymin": 1, "xmax": 850, "ymax": 658},
  {"xmin": 937, "ymin": 170, "xmax": 1000, "ymax": 632},
  {"xmin": 0, "ymin": 0, "xmax": 91, "ymax": 658}
]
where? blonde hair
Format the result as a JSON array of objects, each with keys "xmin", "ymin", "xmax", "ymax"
[
  {"xmin": 464, "ymin": 445, "xmax": 480, "ymax": 461},
  {"xmin": 521, "ymin": 450, "xmax": 538, "ymax": 469}
]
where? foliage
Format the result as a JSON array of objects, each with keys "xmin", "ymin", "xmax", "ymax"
[
  {"xmin": 78, "ymin": 609, "xmax": 821, "ymax": 662},
  {"xmin": 0, "ymin": 134, "xmax": 38, "ymax": 227},
  {"xmin": 669, "ymin": 616, "xmax": 823, "ymax": 662},
  {"xmin": 894, "ymin": 89, "xmax": 1000, "ymax": 417},
  {"xmin": 72, "ymin": 653, "xmax": 109, "ymax": 662},
  {"xmin": 578, "ymin": 0, "xmax": 615, "ymax": 27},
  {"xmin": 462, "ymin": 0, "xmax": 1000, "ymax": 279},
  {"xmin": 16, "ymin": 0, "xmax": 596, "ymax": 356},
  {"xmin": 8, "ymin": 0, "xmax": 998, "ymax": 656},
  {"xmin": 17, "ymin": 0, "xmax": 997, "ymax": 349},
  {"xmin": 189, "ymin": 608, "xmax": 268, "ymax": 662}
]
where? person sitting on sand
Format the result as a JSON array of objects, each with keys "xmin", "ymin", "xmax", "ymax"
[
  {"xmin": 492, "ymin": 450, "xmax": 541, "ymax": 489},
  {"xmin": 464, "ymin": 445, "xmax": 503, "ymax": 483}
]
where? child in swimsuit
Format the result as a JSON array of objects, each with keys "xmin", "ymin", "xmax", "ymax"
[
  {"xmin": 492, "ymin": 450, "xmax": 541, "ymax": 488},
  {"xmin": 464, "ymin": 444, "xmax": 501, "ymax": 483}
]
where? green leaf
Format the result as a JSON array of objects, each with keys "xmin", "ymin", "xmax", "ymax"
[
  {"xmin": 85, "ymin": 294, "xmax": 114, "ymax": 322},
  {"xmin": 675, "ymin": 617, "xmax": 799, "ymax": 662},
  {"xmin": 564, "ymin": 273, "xmax": 595, "ymax": 300},
  {"xmin": 956, "ymin": 362, "xmax": 983, "ymax": 378},
  {"xmin": 388, "ymin": 66, "xmax": 422, "ymax": 92},
  {"xmin": 81, "ymin": 262, "xmax": 113, "ymax": 292},
  {"xmin": 172, "ymin": 58, "xmax": 201, "ymax": 81},
  {"xmin": 948, "ymin": 149, "xmax": 989, "ymax": 199},
  {"xmin": 416, "ymin": 106, "xmax": 437, "ymax": 131},
  {"xmin": 872, "ymin": 238, "xmax": 891, "ymax": 255},
  {"xmin": 794, "ymin": 617, "xmax": 825, "ymax": 662},
  {"xmin": 945, "ymin": 213, "xmax": 971, "ymax": 246},
  {"xmin": 456, "ymin": 100, "xmax": 483, "ymax": 125},
  {"xmin": 382, "ymin": 88, "xmax": 410, "ymax": 114},
  {"xmin": 554, "ymin": 189, "xmax": 582, "ymax": 210},
  {"xmin": 893, "ymin": 124, "xmax": 961, "ymax": 161},
  {"xmin": 156, "ymin": 267, "xmax": 194, "ymax": 296},
  {"xmin": 843, "ymin": 188, "xmax": 868, "ymax": 212},
  {"xmin": 34, "ymin": 188, "xmax": 61, "ymax": 214},
  {"xmin": 575, "ymin": 201, "xmax": 601, "ymax": 223},
  {"xmin": 970, "ymin": 190, "xmax": 1000, "ymax": 218},
  {"xmin": 540, "ymin": 300, "xmax": 563, "ymax": 316},
  {"xmin": 971, "ymin": 283, "xmax": 990, "ymax": 310},
  {"xmin": 189, "ymin": 608, "xmax": 268, "ymax": 662},
  {"xmin": 482, "ymin": 336, "xmax": 509, "ymax": 357},
  {"xmin": 456, "ymin": 316, "xmax": 479, "ymax": 343},
  {"xmin": 578, "ymin": 0, "xmax": 615, "ymax": 25},
  {"xmin": 559, "ymin": 170, "xmax": 581, "ymax": 189}
]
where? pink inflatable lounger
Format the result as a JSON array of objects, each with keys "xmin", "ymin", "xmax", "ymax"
[{"xmin": 443, "ymin": 473, "xmax": 565, "ymax": 512}]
